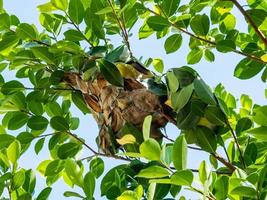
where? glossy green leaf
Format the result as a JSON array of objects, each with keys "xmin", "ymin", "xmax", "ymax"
[
  {"xmin": 173, "ymin": 134, "xmax": 187, "ymax": 171},
  {"xmin": 152, "ymin": 58, "xmax": 164, "ymax": 73},
  {"xmin": 57, "ymin": 142, "xmax": 80, "ymax": 159},
  {"xmin": 117, "ymin": 190, "xmax": 139, "ymax": 200},
  {"xmin": 98, "ymin": 59, "xmax": 124, "ymax": 87},
  {"xmin": 12, "ymin": 170, "xmax": 25, "ymax": 190},
  {"xmin": 50, "ymin": 116, "xmax": 69, "ymax": 131},
  {"xmin": 196, "ymin": 126, "xmax": 217, "ymax": 153},
  {"xmin": 247, "ymin": 126, "xmax": 267, "ymax": 140},
  {"xmin": 216, "ymin": 40, "xmax": 236, "ymax": 53},
  {"xmin": 198, "ymin": 161, "xmax": 208, "ymax": 185},
  {"xmin": 8, "ymin": 112, "xmax": 29, "ymax": 130},
  {"xmin": 90, "ymin": 157, "xmax": 104, "ymax": 178},
  {"xmin": 171, "ymin": 170, "xmax": 193, "ymax": 186},
  {"xmin": 31, "ymin": 46, "xmax": 55, "ymax": 64},
  {"xmin": 37, "ymin": 2, "xmax": 57, "ymax": 12},
  {"xmin": 45, "ymin": 159, "xmax": 65, "ymax": 176},
  {"xmin": 28, "ymin": 101, "xmax": 43, "ymax": 116},
  {"xmin": 1, "ymin": 80, "xmax": 24, "ymax": 95},
  {"xmin": 214, "ymin": 176, "xmax": 228, "ymax": 199},
  {"xmin": 64, "ymin": 159, "xmax": 83, "ymax": 187},
  {"xmin": 0, "ymin": 34, "xmax": 19, "ymax": 55},
  {"xmin": 51, "ymin": 0, "xmax": 68, "ymax": 11},
  {"xmin": 187, "ymin": 49, "xmax": 203, "ymax": 64},
  {"xmin": 204, "ymin": 106, "xmax": 226, "ymax": 126},
  {"xmin": 27, "ymin": 116, "xmax": 49, "ymax": 130},
  {"xmin": 16, "ymin": 23, "xmax": 37, "ymax": 39},
  {"xmin": 230, "ymin": 186, "xmax": 257, "ymax": 198},
  {"xmin": 171, "ymin": 83, "xmax": 193, "ymax": 112},
  {"xmin": 63, "ymin": 191, "xmax": 84, "ymax": 198},
  {"xmin": 236, "ymin": 117, "xmax": 252, "ymax": 135},
  {"xmin": 146, "ymin": 16, "xmax": 169, "ymax": 31},
  {"xmin": 190, "ymin": 14, "xmax": 209, "ymax": 36},
  {"xmin": 166, "ymin": 71, "xmax": 179, "ymax": 92},
  {"xmin": 71, "ymin": 91, "xmax": 90, "ymax": 114},
  {"xmin": 83, "ymin": 172, "xmax": 95, "ymax": 199},
  {"xmin": 194, "ymin": 78, "xmax": 216, "ymax": 105},
  {"xmin": 36, "ymin": 187, "xmax": 52, "ymax": 200},
  {"xmin": 7, "ymin": 140, "xmax": 21, "ymax": 164},
  {"xmin": 162, "ymin": 0, "xmax": 180, "ymax": 16},
  {"xmin": 140, "ymin": 138, "xmax": 161, "ymax": 161},
  {"xmin": 68, "ymin": 0, "xmax": 84, "ymax": 24},
  {"xmin": 136, "ymin": 166, "xmax": 170, "ymax": 178},
  {"xmin": 142, "ymin": 115, "xmax": 152, "ymax": 141},
  {"xmin": 204, "ymin": 49, "xmax": 215, "ymax": 62},
  {"xmin": 253, "ymin": 106, "xmax": 267, "ymax": 126},
  {"xmin": 35, "ymin": 138, "xmax": 45, "ymax": 154},
  {"xmin": 164, "ymin": 34, "xmax": 182, "ymax": 54},
  {"xmin": 64, "ymin": 29, "xmax": 84, "ymax": 41}
]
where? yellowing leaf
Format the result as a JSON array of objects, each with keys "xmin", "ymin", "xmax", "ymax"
[
  {"xmin": 164, "ymin": 98, "xmax": 173, "ymax": 108},
  {"xmin": 116, "ymin": 134, "xmax": 136, "ymax": 145},
  {"xmin": 261, "ymin": 54, "xmax": 267, "ymax": 62}
]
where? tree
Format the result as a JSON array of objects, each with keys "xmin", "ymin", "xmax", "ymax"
[{"xmin": 0, "ymin": 0, "xmax": 266, "ymax": 199}]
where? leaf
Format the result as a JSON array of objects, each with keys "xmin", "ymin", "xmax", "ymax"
[
  {"xmin": 116, "ymin": 134, "xmax": 136, "ymax": 145},
  {"xmin": 17, "ymin": 132, "xmax": 34, "ymax": 144},
  {"xmin": 136, "ymin": 166, "xmax": 170, "ymax": 178},
  {"xmin": 198, "ymin": 161, "xmax": 208, "ymax": 185},
  {"xmin": 253, "ymin": 106, "xmax": 267, "ymax": 126},
  {"xmin": 31, "ymin": 46, "xmax": 55, "ymax": 64},
  {"xmin": 204, "ymin": 106, "xmax": 226, "ymax": 126},
  {"xmin": 236, "ymin": 117, "xmax": 252, "ymax": 135},
  {"xmin": 34, "ymin": 138, "xmax": 45, "ymax": 154},
  {"xmin": 51, "ymin": 0, "xmax": 68, "ymax": 11},
  {"xmin": 190, "ymin": 14, "xmax": 209, "ymax": 36},
  {"xmin": 214, "ymin": 176, "xmax": 228, "ymax": 199},
  {"xmin": 117, "ymin": 191, "xmax": 139, "ymax": 200},
  {"xmin": 166, "ymin": 71, "xmax": 179, "ymax": 92},
  {"xmin": 172, "ymin": 135, "xmax": 187, "ymax": 170},
  {"xmin": 63, "ymin": 191, "xmax": 84, "ymax": 198},
  {"xmin": 16, "ymin": 23, "xmax": 37, "ymax": 40},
  {"xmin": 64, "ymin": 159, "xmax": 83, "ymax": 187},
  {"xmin": 83, "ymin": 172, "xmax": 95, "ymax": 199},
  {"xmin": 143, "ymin": 115, "xmax": 152, "ymax": 141},
  {"xmin": 139, "ymin": 138, "xmax": 161, "ymax": 161},
  {"xmin": 98, "ymin": 59, "xmax": 124, "ymax": 87},
  {"xmin": 90, "ymin": 157, "xmax": 104, "ymax": 178},
  {"xmin": 204, "ymin": 49, "xmax": 215, "ymax": 62},
  {"xmin": 28, "ymin": 101, "xmax": 44, "ymax": 116},
  {"xmin": 146, "ymin": 16, "xmax": 170, "ymax": 31},
  {"xmin": 37, "ymin": 2, "xmax": 57, "ymax": 12},
  {"xmin": 105, "ymin": 45, "xmax": 125, "ymax": 62},
  {"xmin": 0, "ymin": 34, "xmax": 19, "ymax": 55},
  {"xmin": 68, "ymin": 0, "xmax": 84, "ymax": 24},
  {"xmin": 7, "ymin": 140, "xmax": 21, "ymax": 164},
  {"xmin": 152, "ymin": 58, "xmax": 164, "ymax": 73},
  {"xmin": 8, "ymin": 112, "xmax": 29, "ymax": 130},
  {"xmin": 187, "ymin": 48, "xmax": 203, "ymax": 64},
  {"xmin": 64, "ymin": 29, "xmax": 84, "ymax": 41},
  {"xmin": 171, "ymin": 83, "xmax": 193, "ymax": 112},
  {"xmin": 1, "ymin": 80, "xmax": 24, "ymax": 95},
  {"xmin": 57, "ymin": 142, "xmax": 80, "ymax": 159},
  {"xmin": 261, "ymin": 54, "xmax": 267, "ymax": 62},
  {"xmin": 234, "ymin": 57, "xmax": 265, "ymax": 79},
  {"xmin": 36, "ymin": 187, "xmax": 52, "ymax": 200},
  {"xmin": 164, "ymin": 34, "xmax": 182, "ymax": 54},
  {"xmin": 72, "ymin": 91, "xmax": 90, "ymax": 114},
  {"xmin": 230, "ymin": 186, "xmax": 257, "ymax": 198},
  {"xmin": 45, "ymin": 159, "xmax": 65, "ymax": 176},
  {"xmin": 50, "ymin": 116, "xmax": 69, "ymax": 131},
  {"xmin": 216, "ymin": 40, "xmax": 236, "ymax": 53},
  {"xmin": 27, "ymin": 116, "xmax": 49, "ymax": 130},
  {"xmin": 247, "ymin": 126, "xmax": 267, "ymax": 141},
  {"xmin": 196, "ymin": 126, "xmax": 217, "ymax": 153},
  {"xmin": 162, "ymin": 0, "xmax": 180, "ymax": 16},
  {"xmin": 171, "ymin": 170, "xmax": 193, "ymax": 186},
  {"xmin": 12, "ymin": 170, "xmax": 25, "ymax": 190},
  {"xmin": 194, "ymin": 78, "xmax": 216, "ymax": 105}
]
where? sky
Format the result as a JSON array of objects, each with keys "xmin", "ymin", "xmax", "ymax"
[{"xmin": 2, "ymin": 0, "xmax": 267, "ymax": 199}]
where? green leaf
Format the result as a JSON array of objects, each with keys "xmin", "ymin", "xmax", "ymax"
[
  {"xmin": 190, "ymin": 14, "xmax": 209, "ymax": 36},
  {"xmin": 219, "ymin": 13, "xmax": 236, "ymax": 33},
  {"xmin": 164, "ymin": 34, "xmax": 182, "ymax": 54},
  {"xmin": 166, "ymin": 71, "xmax": 179, "ymax": 92},
  {"xmin": 236, "ymin": 117, "xmax": 252, "ymax": 135},
  {"xmin": 64, "ymin": 29, "xmax": 84, "ymax": 41},
  {"xmin": 8, "ymin": 112, "xmax": 29, "ymax": 130},
  {"xmin": 139, "ymin": 22, "xmax": 154, "ymax": 39},
  {"xmin": 45, "ymin": 159, "xmax": 65, "ymax": 176},
  {"xmin": 247, "ymin": 126, "xmax": 267, "ymax": 141},
  {"xmin": 51, "ymin": 0, "xmax": 68, "ymax": 11},
  {"xmin": 198, "ymin": 161, "xmax": 208, "ymax": 185},
  {"xmin": 244, "ymin": 143, "xmax": 257, "ymax": 166},
  {"xmin": 83, "ymin": 172, "xmax": 95, "ymax": 199},
  {"xmin": 204, "ymin": 49, "xmax": 215, "ymax": 62},
  {"xmin": 16, "ymin": 23, "xmax": 37, "ymax": 40},
  {"xmin": 136, "ymin": 166, "xmax": 170, "ymax": 178},
  {"xmin": 63, "ymin": 191, "xmax": 84, "ymax": 198},
  {"xmin": 204, "ymin": 106, "xmax": 226, "ymax": 126},
  {"xmin": 253, "ymin": 106, "xmax": 267, "ymax": 126},
  {"xmin": 152, "ymin": 58, "xmax": 164, "ymax": 73},
  {"xmin": 187, "ymin": 49, "xmax": 203, "ymax": 64},
  {"xmin": 90, "ymin": 157, "xmax": 104, "ymax": 178},
  {"xmin": 143, "ymin": 115, "xmax": 152, "ymax": 141},
  {"xmin": 35, "ymin": 138, "xmax": 45, "ymax": 154},
  {"xmin": 214, "ymin": 176, "xmax": 228, "ymax": 199},
  {"xmin": 17, "ymin": 132, "xmax": 34, "ymax": 144},
  {"xmin": 31, "ymin": 46, "xmax": 55, "ymax": 64},
  {"xmin": 146, "ymin": 16, "xmax": 170, "ymax": 31},
  {"xmin": 162, "ymin": 0, "xmax": 180, "ymax": 16},
  {"xmin": 64, "ymin": 159, "xmax": 83, "ymax": 187},
  {"xmin": 98, "ymin": 59, "xmax": 124, "ymax": 87},
  {"xmin": 27, "ymin": 116, "xmax": 49, "ymax": 130},
  {"xmin": 140, "ymin": 138, "xmax": 161, "ymax": 161},
  {"xmin": 0, "ymin": 34, "xmax": 19, "ymax": 55},
  {"xmin": 234, "ymin": 57, "xmax": 265, "ymax": 79},
  {"xmin": 68, "ymin": 0, "xmax": 84, "ymax": 24},
  {"xmin": 45, "ymin": 102, "xmax": 63, "ymax": 117},
  {"xmin": 172, "ymin": 134, "xmax": 187, "ymax": 170},
  {"xmin": 117, "ymin": 191, "xmax": 139, "ymax": 200},
  {"xmin": 105, "ymin": 45, "xmax": 125, "ymax": 63},
  {"xmin": 28, "ymin": 101, "xmax": 43, "ymax": 116},
  {"xmin": 194, "ymin": 78, "xmax": 216, "ymax": 105},
  {"xmin": 171, "ymin": 83, "xmax": 193, "ymax": 112},
  {"xmin": 7, "ymin": 140, "xmax": 21, "ymax": 164},
  {"xmin": 171, "ymin": 170, "xmax": 193, "ymax": 186},
  {"xmin": 72, "ymin": 91, "xmax": 90, "ymax": 114},
  {"xmin": 37, "ymin": 2, "xmax": 57, "ymax": 12},
  {"xmin": 50, "ymin": 116, "xmax": 69, "ymax": 131},
  {"xmin": 12, "ymin": 170, "xmax": 25, "ymax": 190},
  {"xmin": 196, "ymin": 126, "xmax": 217, "ymax": 153},
  {"xmin": 36, "ymin": 187, "xmax": 52, "ymax": 200},
  {"xmin": 230, "ymin": 186, "xmax": 257, "ymax": 198},
  {"xmin": 1, "ymin": 80, "xmax": 24, "ymax": 95},
  {"xmin": 216, "ymin": 39, "xmax": 236, "ymax": 53},
  {"xmin": 57, "ymin": 142, "xmax": 80, "ymax": 159}
]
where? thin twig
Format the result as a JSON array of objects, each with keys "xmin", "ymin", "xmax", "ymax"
[
  {"xmin": 145, "ymin": 6, "xmax": 266, "ymax": 64},
  {"xmin": 211, "ymin": 152, "xmax": 236, "ymax": 172},
  {"xmin": 230, "ymin": 0, "xmax": 267, "ymax": 47}
]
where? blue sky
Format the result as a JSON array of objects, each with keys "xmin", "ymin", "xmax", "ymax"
[{"xmin": 2, "ymin": 0, "xmax": 266, "ymax": 199}]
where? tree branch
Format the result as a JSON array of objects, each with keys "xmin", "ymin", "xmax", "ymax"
[{"xmin": 229, "ymin": 0, "xmax": 267, "ymax": 47}]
